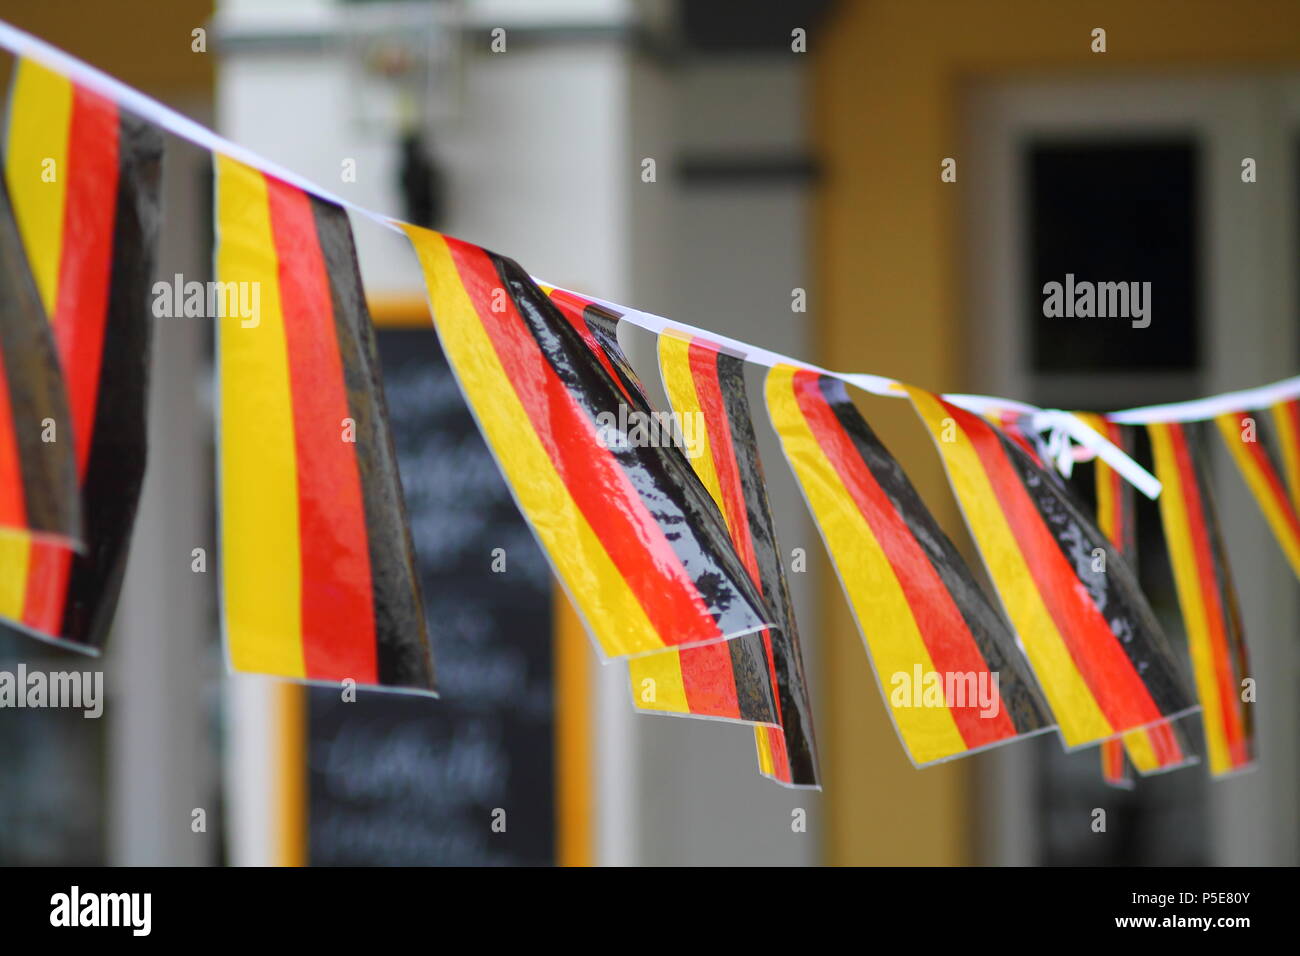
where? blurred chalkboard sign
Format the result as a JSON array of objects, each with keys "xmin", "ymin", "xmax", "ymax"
[{"xmin": 307, "ymin": 324, "xmax": 554, "ymax": 865}]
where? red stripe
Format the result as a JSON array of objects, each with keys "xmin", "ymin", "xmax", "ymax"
[
  {"xmin": 1281, "ymin": 401, "xmax": 1300, "ymax": 502},
  {"xmin": 265, "ymin": 176, "xmax": 378, "ymax": 683},
  {"xmin": 943, "ymin": 399, "xmax": 1166, "ymax": 734},
  {"xmin": 676, "ymin": 642, "xmax": 741, "ymax": 718},
  {"xmin": 445, "ymin": 236, "xmax": 721, "ymax": 648},
  {"xmin": 1099, "ymin": 420, "xmax": 1127, "ymax": 550},
  {"xmin": 0, "ymin": 359, "xmax": 25, "ymax": 528},
  {"xmin": 1146, "ymin": 721, "xmax": 1185, "ymax": 766},
  {"xmin": 996, "ymin": 413, "xmax": 1041, "ymax": 465},
  {"xmin": 763, "ymin": 725, "xmax": 791, "ymax": 782},
  {"xmin": 55, "ymin": 85, "xmax": 119, "ymax": 478},
  {"xmin": 795, "ymin": 372, "xmax": 1016, "ymax": 747},
  {"xmin": 22, "ymin": 88, "xmax": 120, "ymax": 635},
  {"xmin": 546, "ymin": 289, "xmax": 635, "ymax": 405},
  {"xmin": 1236, "ymin": 413, "xmax": 1300, "ymax": 539},
  {"xmin": 684, "ymin": 340, "xmax": 764, "ymax": 717},
  {"xmin": 690, "ymin": 342, "xmax": 791, "ymax": 729},
  {"xmin": 1167, "ymin": 424, "xmax": 1247, "ymax": 765},
  {"xmin": 1102, "ymin": 739, "xmax": 1125, "ymax": 782}
]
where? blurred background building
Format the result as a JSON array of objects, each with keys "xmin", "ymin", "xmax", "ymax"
[{"xmin": 0, "ymin": 0, "xmax": 1297, "ymax": 865}]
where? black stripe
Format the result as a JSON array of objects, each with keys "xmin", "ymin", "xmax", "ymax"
[
  {"xmin": 311, "ymin": 196, "xmax": 436, "ymax": 692},
  {"xmin": 578, "ymin": 304, "xmax": 653, "ymax": 412},
  {"xmin": 998, "ymin": 427, "xmax": 1196, "ymax": 719},
  {"xmin": 716, "ymin": 350, "xmax": 819, "ymax": 782},
  {"xmin": 818, "ymin": 376, "xmax": 1053, "ymax": 736},
  {"xmin": 58, "ymin": 111, "xmax": 161, "ymax": 647},
  {"xmin": 0, "ymin": 173, "xmax": 79, "ymax": 538},
  {"xmin": 487, "ymin": 251, "xmax": 773, "ymax": 639}
]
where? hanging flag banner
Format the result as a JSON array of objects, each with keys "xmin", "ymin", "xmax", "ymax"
[
  {"xmin": 542, "ymin": 288, "xmax": 781, "ymax": 730},
  {"xmin": 767, "ymin": 366, "xmax": 1051, "ymax": 766},
  {"xmin": 1075, "ymin": 414, "xmax": 1196, "ymax": 786},
  {"xmin": 401, "ymin": 225, "xmax": 774, "ymax": 661},
  {"xmin": 1148, "ymin": 421, "xmax": 1256, "ymax": 777},
  {"xmin": 215, "ymin": 156, "xmax": 436, "ymax": 693},
  {"xmin": 1213, "ymin": 409, "xmax": 1300, "ymax": 581},
  {"xmin": 654, "ymin": 333, "xmax": 820, "ymax": 786},
  {"xmin": 0, "ymin": 58, "xmax": 161, "ymax": 651},
  {"xmin": 907, "ymin": 388, "xmax": 1198, "ymax": 751},
  {"xmin": 0, "ymin": 173, "xmax": 78, "ymax": 559}
]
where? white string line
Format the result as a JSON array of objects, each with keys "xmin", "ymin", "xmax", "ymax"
[{"xmin": 13, "ymin": 16, "xmax": 1291, "ymax": 499}]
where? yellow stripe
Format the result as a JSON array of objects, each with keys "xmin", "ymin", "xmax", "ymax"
[
  {"xmin": 906, "ymin": 386, "xmax": 1113, "ymax": 746},
  {"xmin": 658, "ymin": 331, "xmax": 730, "ymax": 524},
  {"xmin": 1148, "ymin": 424, "xmax": 1230, "ymax": 775},
  {"xmin": 0, "ymin": 536, "xmax": 30, "ymax": 620},
  {"xmin": 1121, "ymin": 727, "xmax": 1161, "ymax": 772},
  {"xmin": 768, "ymin": 366, "xmax": 965, "ymax": 764},
  {"xmin": 402, "ymin": 224, "xmax": 665, "ymax": 657},
  {"xmin": 216, "ymin": 156, "xmax": 304, "ymax": 678},
  {"xmin": 634, "ymin": 331, "xmax": 724, "ymax": 715},
  {"xmin": 4, "ymin": 57, "xmax": 72, "ymax": 317},
  {"xmin": 0, "ymin": 58, "xmax": 73, "ymax": 619},
  {"xmin": 1214, "ymin": 413, "xmax": 1300, "ymax": 580},
  {"xmin": 1075, "ymin": 414, "xmax": 1119, "ymax": 543},
  {"xmin": 1271, "ymin": 401, "xmax": 1300, "ymax": 517},
  {"xmin": 755, "ymin": 726, "xmax": 776, "ymax": 776},
  {"xmin": 627, "ymin": 650, "xmax": 690, "ymax": 714}
]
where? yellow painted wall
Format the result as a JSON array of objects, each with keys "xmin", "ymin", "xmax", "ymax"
[
  {"xmin": 0, "ymin": 1, "xmax": 215, "ymax": 94},
  {"xmin": 812, "ymin": 0, "xmax": 1300, "ymax": 865}
]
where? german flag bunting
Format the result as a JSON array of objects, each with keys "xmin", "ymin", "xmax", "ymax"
[
  {"xmin": 1148, "ymin": 421, "xmax": 1255, "ymax": 776},
  {"xmin": 906, "ymin": 388, "xmax": 1198, "ymax": 751},
  {"xmin": 216, "ymin": 156, "xmax": 435, "ymax": 692},
  {"xmin": 541, "ymin": 289, "xmax": 782, "ymax": 730},
  {"xmin": 401, "ymin": 226, "xmax": 773, "ymax": 661},
  {"xmin": 1075, "ymin": 414, "xmax": 1196, "ymax": 786},
  {"xmin": 0, "ymin": 59, "xmax": 160, "ymax": 650},
  {"xmin": 768, "ymin": 367, "xmax": 1051, "ymax": 766},
  {"xmin": 652, "ymin": 334, "xmax": 819, "ymax": 785},
  {"xmin": 1213, "ymin": 409, "xmax": 1300, "ymax": 581}
]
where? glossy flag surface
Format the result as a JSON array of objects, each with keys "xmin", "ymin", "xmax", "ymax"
[
  {"xmin": 543, "ymin": 289, "xmax": 781, "ymax": 730},
  {"xmin": 1148, "ymin": 421, "xmax": 1255, "ymax": 776},
  {"xmin": 1075, "ymin": 414, "xmax": 1196, "ymax": 786},
  {"xmin": 768, "ymin": 366, "xmax": 1051, "ymax": 766},
  {"xmin": 0, "ymin": 58, "xmax": 159, "ymax": 649},
  {"xmin": 651, "ymin": 333, "xmax": 819, "ymax": 785},
  {"xmin": 907, "ymin": 388, "xmax": 1197, "ymax": 751},
  {"xmin": 1214, "ymin": 409, "xmax": 1300, "ymax": 581},
  {"xmin": 401, "ymin": 226, "xmax": 773, "ymax": 661},
  {"xmin": 216, "ymin": 156, "xmax": 435, "ymax": 692}
]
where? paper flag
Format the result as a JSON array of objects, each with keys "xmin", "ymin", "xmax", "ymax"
[
  {"xmin": 401, "ymin": 225, "xmax": 773, "ymax": 659},
  {"xmin": 768, "ymin": 367, "xmax": 1052, "ymax": 766},
  {"xmin": 0, "ymin": 58, "xmax": 161, "ymax": 650},
  {"xmin": 907, "ymin": 388, "xmax": 1198, "ymax": 750},
  {"xmin": 541, "ymin": 289, "xmax": 780, "ymax": 727},
  {"xmin": 1148, "ymin": 421, "xmax": 1255, "ymax": 776},
  {"xmin": 215, "ymin": 156, "xmax": 435, "ymax": 692},
  {"xmin": 1074, "ymin": 414, "xmax": 1196, "ymax": 786},
  {"xmin": 653, "ymin": 333, "xmax": 820, "ymax": 785}
]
